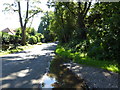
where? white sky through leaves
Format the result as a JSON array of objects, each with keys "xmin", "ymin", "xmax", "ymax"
[{"xmin": 0, "ymin": 0, "xmax": 54, "ymax": 31}]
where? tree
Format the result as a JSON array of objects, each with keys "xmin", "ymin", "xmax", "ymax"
[
  {"xmin": 4, "ymin": 0, "xmax": 42, "ymax": 45},
  {"xmin": 63, "ymin": 2, "xmax": 91, "ymax": 40},
  {"xmin": 87, "ymin": 2, "xmax": 120, "ymax": 62},
  {"xmin": 48, "ymin": 1, "xmax": 119, "ymax": 61},
  {"xmin": 37, "ymin": 11, "xmax": 56, "ymax": 42},
  {"xmin": 48, "ymin": 2, "xmax": 92, "ymax": 43},
  {"xmin": 38, "ymin": 11, "xmax": 53, "ymax": 33}
]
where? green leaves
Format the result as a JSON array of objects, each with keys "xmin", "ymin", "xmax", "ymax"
[{"xmin": 28, "ymin": 36, "xmax": 37, "ymax": 44}]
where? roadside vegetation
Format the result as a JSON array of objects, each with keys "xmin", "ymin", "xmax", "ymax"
[
  {"xmin": 55, "ymin": 46, "xmax": 119, "ymax": 73},
  {"xmin": 1, "ymin": 1, "xmax": 119, "ymax": 73},
  {"xmin": 46, "ymin": 2, "xmax": 119, "ymax": 73},
  {"xmin": 0, "ymin": 27, "xmax": 43, "ymax": 56}
]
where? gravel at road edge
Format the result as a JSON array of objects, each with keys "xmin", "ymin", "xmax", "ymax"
[{"xmin": 63, "ymin": 62, "xmax": 119, "ymax": 88}]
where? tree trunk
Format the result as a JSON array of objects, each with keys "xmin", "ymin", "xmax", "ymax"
[
  {"xmin": 77, "ymin": 2, "xmax": 86, "ymax": 40},
  {"xmin": 21, "ymin": 27, "xmax": 26, "ymax": 45},
  {"xmin": 18, "ymin": 1, "xmax": 29, "ymax": 46}
]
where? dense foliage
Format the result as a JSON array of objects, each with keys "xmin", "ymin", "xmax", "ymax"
[
  {"xmin": 16, "ymin": 27, "xmax": 43, "ymax": 44},
  {"xmin": 87, "ymin": 2, "xmax": 120, "ymax": 62},
  {"xmin": 55, "ymin": 46, "xmax": 119, "ymax": 73},
  {"xmin": 37, "ymin": 11, "xmax": 56, "ymax": 42},
  {"xmin": 47, "ymin": 2, "xmax": 120, "ymax": 63},
  {"xmin": 28, "ymin": 36, "xmax": 37, "ymax": 44},
  {"xmin": 1, "ymin": 27, "xmax": 43, "ymax": 51}
]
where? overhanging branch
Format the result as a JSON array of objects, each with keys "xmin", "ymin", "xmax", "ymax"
[
  {"xmin": 82, "ymin": 2, "xmax": 87, "ymax": 14},
  {"xmin": 83, "ymin": 2, "xmax": 91, "ymax": 18},
  {"xmin": 64, "ymin": 3, "xmax": 76, "ymax": 18},
  {"xmin": 28, "ymin": 10, "xmax": 42, "ymax": 20}
]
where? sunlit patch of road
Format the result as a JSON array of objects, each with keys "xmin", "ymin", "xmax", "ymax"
[{"xmin": 0, "ymin": 42, "xmax": 57, "ymax": 88}]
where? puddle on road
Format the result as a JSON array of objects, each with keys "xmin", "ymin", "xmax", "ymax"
[
  {"xmin": 39, "ymin": 73, "xmax": 56, "ymax": 88},
  {"xmin": 39, "ymin": 56, "xmax": 87, "ymax": 89}
]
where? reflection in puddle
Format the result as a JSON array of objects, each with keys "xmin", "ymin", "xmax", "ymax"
[
  {"xmin": 39, "ymin": 56, "xmax": 87, "ymax": 89},
  {"xmin": 40, "ymin": 73, "xmax": 56, "ymax": 88}
]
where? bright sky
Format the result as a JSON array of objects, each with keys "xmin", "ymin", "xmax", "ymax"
[{"xmin": 0, "ymin": 0, "xmax": 54, "ymax": 31}]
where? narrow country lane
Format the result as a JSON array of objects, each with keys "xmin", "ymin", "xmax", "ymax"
[{"xmin": 0, "ymin": 42, "xmax": 57, "ymax": 88}]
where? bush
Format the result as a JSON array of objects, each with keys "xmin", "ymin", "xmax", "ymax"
[
  {"xmin": 56, "ymin": 46, "xmax": 74, "ymax": 59},
  {"xmin": 9, "ymin": 35, "xmax": 15, "ymax": 44},
  {"xmin": 26, "ymin": 33, "xmax": 30, "ymax": 42},
  {"xmin": 35, "ymin": 36, "xmax": 40, "ymax": 43},
  {"xmin": 2, "ymin": 32, "xmax": 10, "ymax": 44},
  {"xmin": 26, "ymin": 27, "xmax": 36, "ymax": 36},
  {"xmin": 9, "ymin": 35, "xmax": 22, "ymax": 45},
  {"xmin": 43, "ymin": 30, "xmax": 56, "ymax": 42},
  {"xmin": 2, "ymin": 44, "xmax": 9, "ymax": 51},
  {"xmin": 16, "ymin": 28, "xmax": 22, "ymax": 36},
  {"xmin": 15, "ymin": 35, "xmax": 22, "ymax": 44},
  {"xmin": 36, "ymin": 33, "xmax": 44, "ymax": 38},
  {"xmin": 28, "ymin": 36, "xmax": 37, "ymax": 44}
]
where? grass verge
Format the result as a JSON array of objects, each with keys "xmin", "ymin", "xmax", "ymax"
[
  {"xmin": 55, "ymin": 45, "xmax": 119, "ymax": 73},
  {"xmin": 0, "ymin": 42, "xmax": 43, "ymax": 56},
  {"xmin": 0, "ymin": 44, "xmax": 34, "ymax": 56}
]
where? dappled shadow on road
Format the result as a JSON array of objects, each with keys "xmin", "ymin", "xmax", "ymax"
[
  {"xmin": 42, "ymin": 45, "xmax": 57, "ymax": 51},
  {"xmin": 1, "ymin": 43, "xmax": 57, "ymax": 88},
  {"xmin": 14, "ymin": 51, "xmax": 31, "ymax": 54},
  {"xmin": 2, "ymin": 55, "xmax": 50, "ymax": 88}
]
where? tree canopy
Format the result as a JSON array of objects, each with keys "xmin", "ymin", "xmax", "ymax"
[{"xmin": 39, "ymin": 1, "xmax": 120, "ymax": 63}]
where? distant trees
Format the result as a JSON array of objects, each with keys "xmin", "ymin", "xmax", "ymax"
[
  {"xmin": 38, "ymin": 11, "xmax": 50, "ymax": 33},
  {"xmin": 38, "ymin": 11, "xmax": 56, "ymax": 42}
]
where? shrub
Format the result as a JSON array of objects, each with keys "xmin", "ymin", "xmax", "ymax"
[
  {"xmin": 9, "ymin": 35, "xmax": 22, "ymax": 45},
  {"xmin": 36, "ymin": 33, "xmax": 44, "ymax": 38},
  {"xmin": 26, "ymin": 33, "xmax": 30, "ymax": 42},
  {"xmin": 55, "ymin": 46, "xmax": 74, "ymax": 59},
  {"xmin": 35, "ymin": 36, "xmax": 40, "ymax": 43},
  {"xmin": 2, "ymin": 44, "xmax": 9, "ymax": 51},
  {"xmin": 9, "ymin": 35, "xmax": 15, "ymax": 44},
  {"xmin": 28, "ymin": 36, "xmax": 37, "ymax": 44},
  {"xmin": 27, "ymin": 28, "xmax": 36, "ymax": 36},
  {"xmin": 16, "ymin": 28, "xmax": 22, "ymax": 36},
  {"xmin": 43, "ymin": 30, "xmax": 56, "ymax": 42},
  {"xmin": 2, "ymin": 32, "xmax": 10, "ymax": 44},
  {"xmin": 15, "ymin": 35, "xmax": 22, "ymax": 44}
]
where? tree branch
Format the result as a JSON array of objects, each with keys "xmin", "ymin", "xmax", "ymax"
[
  {"xmin": 18, "ymin": 2, "xmax": 23, "ymax": 28},
  {"xmin": 82, "ymin": 2, "xmax": 87, "ymax": 14},
  {"xmin": 78, "ymin": 2, "xmax": 82, "ymax": 11},
  {"xmin": 27, "ymin": 10, "xmax": 42, "ymax": 20},
  {"xmin": 24, "ymin": 1, "xmax": 29, "ymax": 29},
  {"xmin": 64, "ymin": 3, "xmax": 76, "ymax": 18},
  {"xmin": 83, "ymin": 2, "xmax": 91, "ymax": 18}
]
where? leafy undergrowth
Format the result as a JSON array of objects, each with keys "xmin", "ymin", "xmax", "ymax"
[
  {"xmin": 55, "ymin": 45, "xmax": 119, "ymax": 73},
  {"xmin": 0, "ymin": 45, "xmax": 34, "ymax": 56}
]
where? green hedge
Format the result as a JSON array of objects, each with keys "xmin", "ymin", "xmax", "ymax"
[{"xmin": 28, "ymin": 36, "xmax": 37, "ymax": 44}]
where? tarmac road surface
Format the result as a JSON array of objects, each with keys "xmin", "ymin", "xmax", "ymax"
[{"xmin": 0, "ymin": 42, "xmax": 57, "ymax": 88}]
